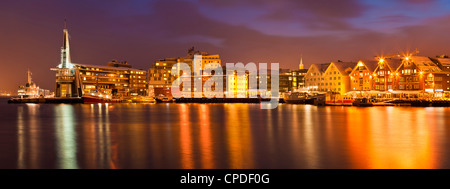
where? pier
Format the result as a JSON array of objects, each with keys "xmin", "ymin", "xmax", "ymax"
[{"xmin": 8, "ymin": 97, "xmax": 83, "ymax": 104}]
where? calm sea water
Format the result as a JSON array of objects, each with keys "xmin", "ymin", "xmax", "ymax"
[{"xmin": 0, "ymin": 97, "xmax": 449, "ymax": 169}]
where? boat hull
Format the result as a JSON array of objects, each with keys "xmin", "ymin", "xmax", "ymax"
[{"xmin": 82, "ymin": 96, "xmax": 121, "ymax": 104}]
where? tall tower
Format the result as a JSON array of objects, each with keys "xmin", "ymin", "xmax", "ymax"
[
  {"xmin": 299, "ymin": 54, "xmax": 304, "ymax": 70},
  {"xmin": 60, "ymin": 20, "xmax": 71, "ymax": 68},
  {"xmin": 27, "ymin": 69, "xmax": 32, "ymax": 85}
]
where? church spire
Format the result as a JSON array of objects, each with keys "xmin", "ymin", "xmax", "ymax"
[
  {"xmin": 60, "ymin": 19, "xmax": 71, "ymax": 68},
  {"xmin": 299, "ymin": 54, "xmax": 304, "ymax": 70}
]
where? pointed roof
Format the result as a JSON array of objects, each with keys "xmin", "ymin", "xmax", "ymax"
[
  {"xmin": 362, "ymin": 60, "xmax": 379, "ymax": 72},
  {"xmin": 384, "ymin": 58, "xmax": 402, "ymax": 71},
  {"xmin": 349, "ymin": 60, "xmax": 378, "ymax": 76},
  {"xmin": 318, "ymin": 63, "xmax": 331, "ymax": 73},
  {"xmin": 330, "ymin": 61, "xmax": 356, "ymax": 76},
  {"xmin": 306, "ymin": 63, "xmax": 330, "ymax": 75}
]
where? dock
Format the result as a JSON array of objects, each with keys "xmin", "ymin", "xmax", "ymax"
[{"xmin": 8, "ymin": 97, "xmax": 83, "ymax": 104}]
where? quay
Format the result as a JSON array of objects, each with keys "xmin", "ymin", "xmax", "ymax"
[{"xmin": 8, "ymin": 97, "xmax": 83, "ymax": 104}]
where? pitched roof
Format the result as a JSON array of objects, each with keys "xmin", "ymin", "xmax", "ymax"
[
  {"xmin": 384, "ymin": 58, "xmax": 403, "ymax": 71},
  {"xmin": 410, "ymin": 56, "xmax": 441, "ymax": 73},
  {"xmin": 331, "ymin": 61, "xmax": 356, "ymax": 75},
  {"xmin": 360, "ymin": 60, "xmax": 379, "ymax": 72},
  {"xmin": 308, "ymin": 63, "xmax": 330, "ymax": 74},
  {"xmin": 436, "ymin": 58, "xmax": 450, "ymax": 66}
]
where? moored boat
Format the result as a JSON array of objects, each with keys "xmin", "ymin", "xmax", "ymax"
[
  {"xmin": 352, "ymin": 98, "xmax": 374, "ymax": 107},
  {"xmin": 284, "ymin": 92, "xmax": 308, "ymax": 104},
  {"xmin": 325, "ymin": 92, "xmax": 354, "ymax": 106}
]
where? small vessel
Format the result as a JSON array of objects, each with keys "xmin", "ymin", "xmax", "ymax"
[
  {"xmin": 313, "ymin": 94, "xmax": 326, "ymax": 106},
  {"xmin": 82, "ymin": 89, "xmax": 121, "ymax": 103},
  {"xmin": 138, "ymin": 96, "xmax": 157, "ymax": 103},
  {"xmin": 325, "ymin": 92, "xmax": 354, "ymax": 106},
  {"xmin": 284, "ymin": 92, "xmax": 308, "ymax": 104},
  {"xmin": 352, "ymin": 98, "xmax": 373, "ymax": 107},
  {"xmin": 156, "ymin": 95, "xmax": 174, "ymax": 103}
]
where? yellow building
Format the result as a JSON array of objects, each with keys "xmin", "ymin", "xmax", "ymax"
[
  {"xmin": 322, "ymin": 62, "xmax": 354, "ymax": 95},
  {"xmin": 305, "ymin": 63, "xmax": 330, "ymax": 93}
]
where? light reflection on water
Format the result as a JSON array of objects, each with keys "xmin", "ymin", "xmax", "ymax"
[{"xmin": 1, "ymin": 99, "xmax": 450, "ymax": 169}]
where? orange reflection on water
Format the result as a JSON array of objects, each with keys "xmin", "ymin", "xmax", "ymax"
[
  {"xmin": 179, "ymin": 104, "xmax": 194, "ymax": 169},
  {"xmin": 226, "ymin": 104, "xmax": 253, "ymax": 169},
  {"xmin": 199, "ymin": 105, "xmax": 214, "ymax": 169},
  {"xmin": 347, "ymin": 107, "xmax": 437, "ymax": 169}
]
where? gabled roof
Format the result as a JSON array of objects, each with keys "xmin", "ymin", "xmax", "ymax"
[
  {"xmin": 384, "ymin": 58, "xmax": 403, "ymax": 71},
  {"xmin": 349, "ymin": 60, "xmax": 378, "ymax": 76},
  {"xmin": 373, "ymin": 58, "xmax": 403, "ymax": 72},
  {"xmin": 307, "ymin": 63, "xmax": 330, "ymax": 75},
  {"xmin": 318, "ymin": 63, "xmax": 331, "ymax": 73},
  {"xmin": 329, "ymin": 61, "xmax": 356, "ymax": 76},
  {"xmin": 362, "ymin": 60, "xmax": 379, "ymax": 72}
]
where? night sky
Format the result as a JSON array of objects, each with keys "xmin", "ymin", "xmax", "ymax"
[{"xmin": 2, "ymin": 0, "xmax": 450, "ymax": 92}]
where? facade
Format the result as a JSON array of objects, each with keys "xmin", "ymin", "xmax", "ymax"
[
  {"xmin": 394, "ymin": 56, "xmax": 441, "ymax": 97},
  {"xmin": 349, "ymin": 60, "xmax": 378, "ymax": 91},
  {"xmin": 430, "ymin": 56, "xmax": 450, "ymax": 97},
  {"xmin": 305, "ymin": 63, "xmax": 330, "ymax": 93},
  {"xmin": 322, "ymin": 62, "xmax": 354, "ymax": 95},
  {"xmin": 279, "ymin": 69, "xmax": 308, "ymax": 93},
  {"xmin": 51, "ymin": 24, "xmax": 147, "ymax": 98},
  {"xmin": 72, "ymin": 61, "xmax": 147, "ymax": 97},
  {"xmin": 148, "ymin": 48, "xmax": 221, "ymax": 98},
  {"xmin": 371, "ymin": 58, "xmax": 403, "ymax": 92}
]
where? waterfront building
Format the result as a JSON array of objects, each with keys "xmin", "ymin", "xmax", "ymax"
[
  {"xmin": 279, "ymin": 69, "xmax": 308, "ymax": 93},
  {"xmin": 322, "ymin": 61, "xmax": 355, "ymax": 95},
  {"xmin": 278, "ymin": 57, "xmax": 308, "ymax": 93},
  {"xmin": 349, "ymin": 60, "xmax": 378, "ymax": 91},
  {"xmin": 430, "ymin": 56, "xmax": 450, "ymax": 97},
  {"xmin": 71, "ymin": 61, "xmax": 147, "ymax": 97},
  {"xmin": 371, "ymin": 58, "xmax": 403, "ymax": 92},
  {"xmin": 51, "ymin": 23, "xmax": 147, "ymax": 98},
  {"xmin": 148, "ymin": 47, "xmax": 221, "ymax": 98},
  {"xmin": 305, "ymin": 63, "xmax": 330, "ymax": 93},
  {"xmin": 393, "ymin": 56, "xmax": 442, "ymax": 97}
]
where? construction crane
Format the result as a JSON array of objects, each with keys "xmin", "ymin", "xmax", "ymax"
[{"xmin": 375, "ymin": 49, "xmax": 420, "ymax": 62}]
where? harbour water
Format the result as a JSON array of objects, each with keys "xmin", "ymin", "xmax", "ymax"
[{"xmin": 0, "ymin": 97, "xmax": 449, "ymax": 169}]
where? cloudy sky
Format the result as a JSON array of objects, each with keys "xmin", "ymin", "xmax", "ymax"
[{"xmin": 2, "ymin": 0, "xmax": 450, "ymax": 91}]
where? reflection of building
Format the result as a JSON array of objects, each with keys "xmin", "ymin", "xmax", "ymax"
[{"xmin": 51, "ymin": 23, "xmax": 147, "ymax": 98}]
